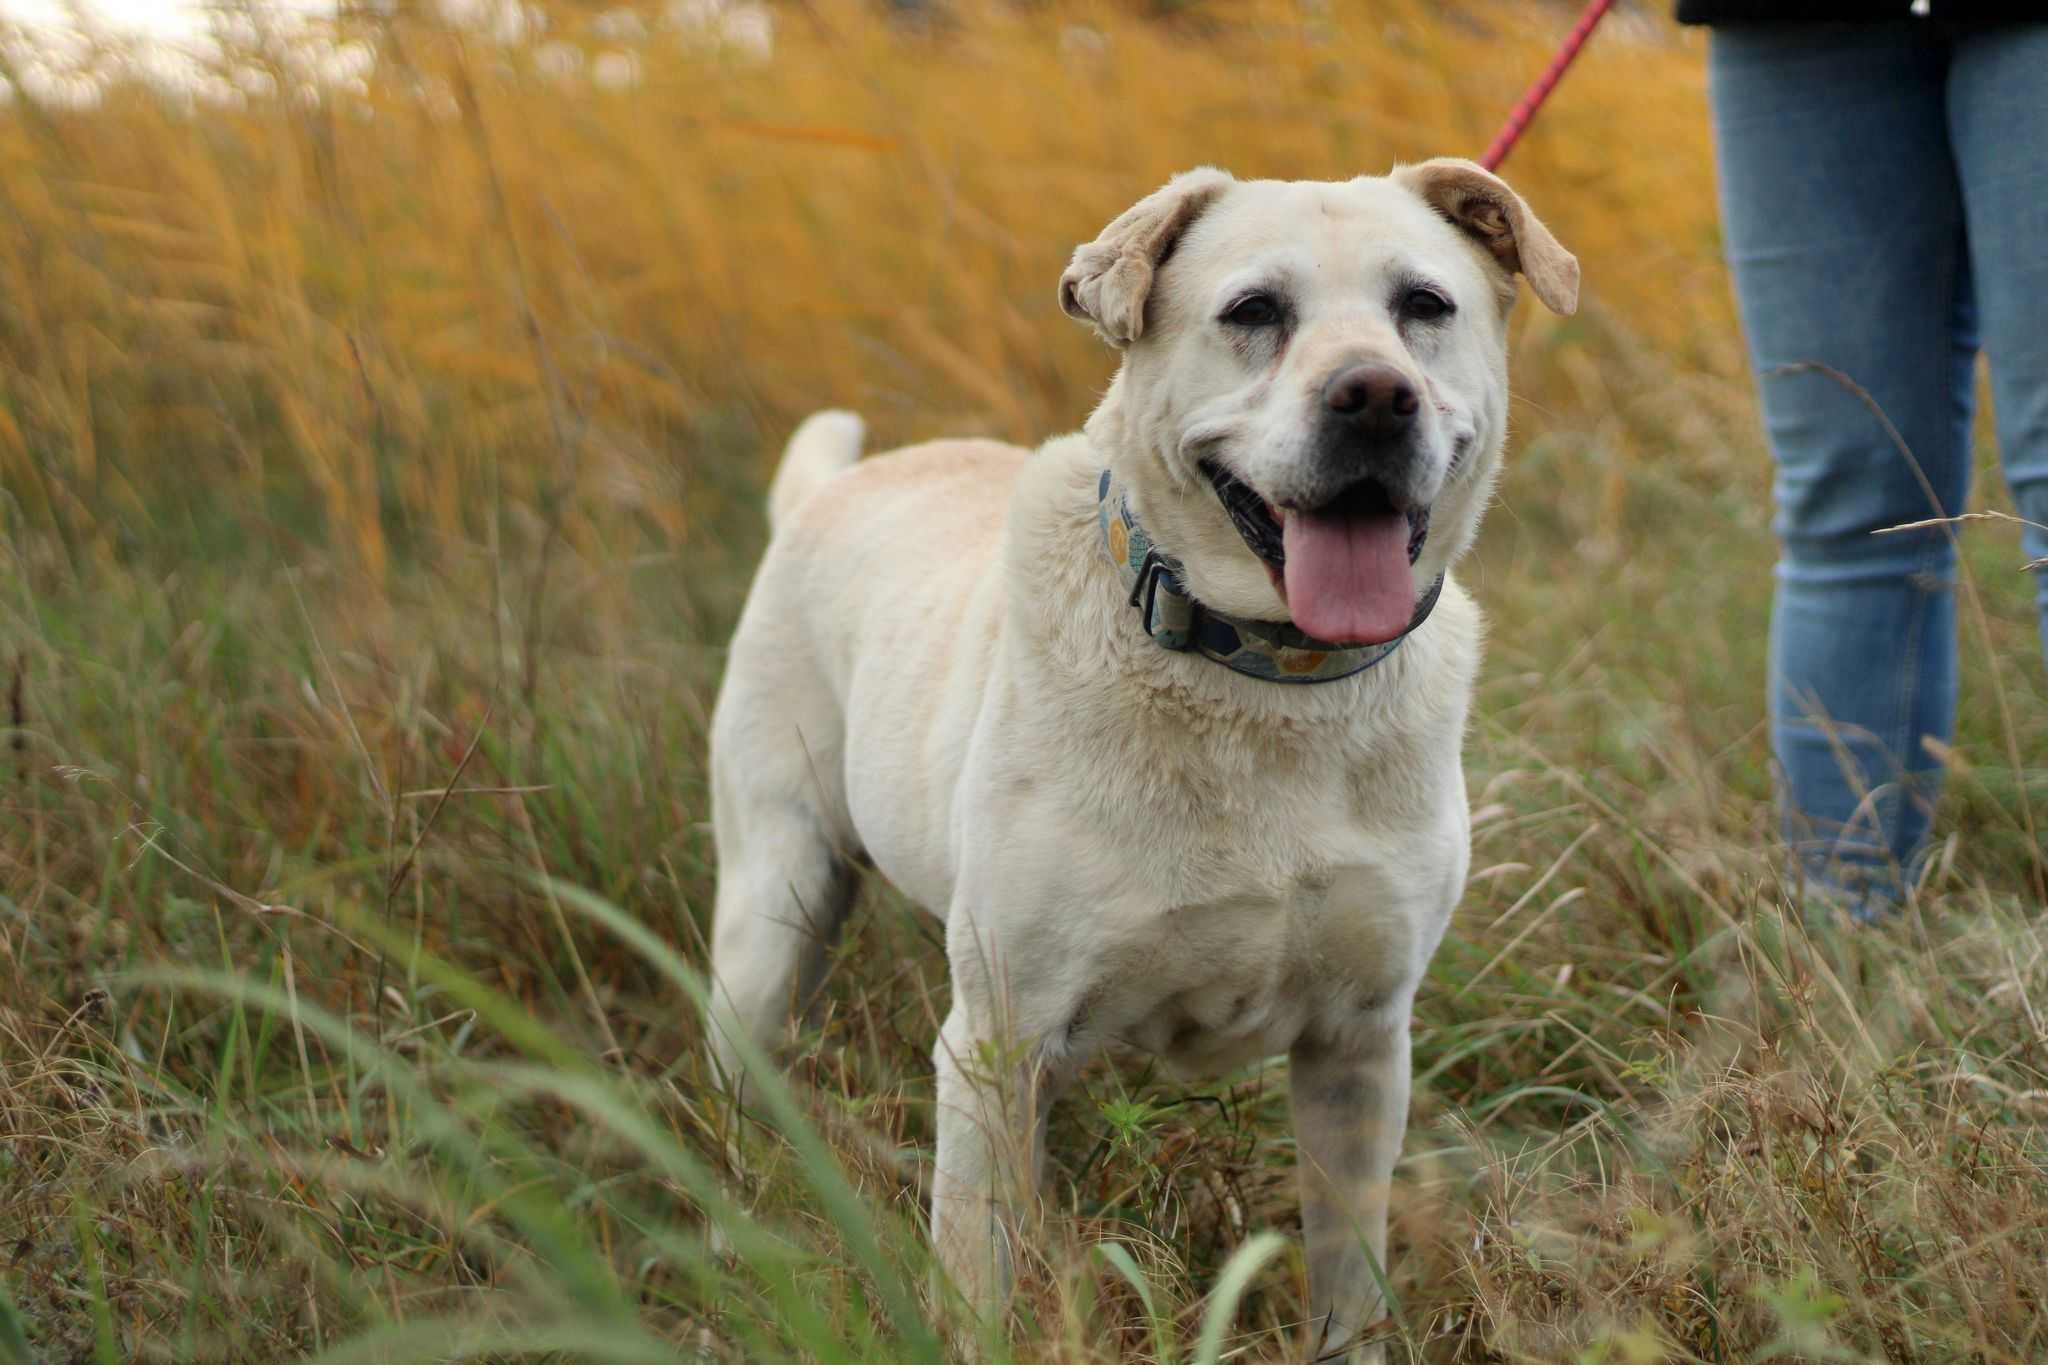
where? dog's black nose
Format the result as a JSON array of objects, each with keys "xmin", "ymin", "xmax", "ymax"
[{"xmin": 1321, "ymin": 363, "xmax": 1419, "ymax": 442}]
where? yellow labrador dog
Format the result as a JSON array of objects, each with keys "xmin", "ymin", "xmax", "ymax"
[{"xmin": 708, "ymin": 160, "xmax": 1576, "ymax": 1359}]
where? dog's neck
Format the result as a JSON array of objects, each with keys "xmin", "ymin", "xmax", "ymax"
[{"xmin": 1096, "ymin": 469, "xmax": 1443, "ymax": 685}]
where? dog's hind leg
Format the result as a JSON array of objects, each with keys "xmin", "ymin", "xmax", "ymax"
[{"xmin": 705, "ymin": 695, "xmax": 860, "ymax": 1088}]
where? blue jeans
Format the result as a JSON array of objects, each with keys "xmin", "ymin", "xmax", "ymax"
[{"xmin": 1709, "ymin": 23, "xmax": 2048, "ymax": 910}]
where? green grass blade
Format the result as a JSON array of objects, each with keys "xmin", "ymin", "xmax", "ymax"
[
  {"xmin": 532, "ymin": 874, "xmax": 949, "ymax": 1363},
  {"xmin": 1095, "ymin": 1239, "xmax": 1173, "ymax": 1364},
  {"xmin": 0, "ymin": 1283, "xmax": 33, "ymax": 1365},
  {"xmin": 1192, "ymin": 1231, "xmax": 1286, "ymax": 1365}
]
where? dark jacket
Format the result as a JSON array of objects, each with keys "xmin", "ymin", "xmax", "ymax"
[{"xmin": 1677, "ymin": 1, "xmax": 2043, "ymax": 21}]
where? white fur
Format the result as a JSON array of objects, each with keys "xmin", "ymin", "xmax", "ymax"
[
  {"xmin": 707, "ymin": 161, "xmax": 1576, "ymax": 1362},
  {"xmin": 766, "ymin": 407, "xmax": 865, "ymax": 529}
]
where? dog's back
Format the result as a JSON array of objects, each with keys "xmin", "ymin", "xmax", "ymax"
[{"xmin": 747, "ymin": 428, "xmax": 1030, "ymax": 689}]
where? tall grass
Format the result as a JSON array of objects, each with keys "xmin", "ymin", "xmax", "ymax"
[
  {"xmin": 3, "ymin": 3, "xmax": 2045, "ymax": 1362},
  {"xmin": 0, "ymin": 0, "xmax": 1728, "ymax": 574}
]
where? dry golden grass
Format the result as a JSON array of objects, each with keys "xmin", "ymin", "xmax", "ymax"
[
  {"xmin": 0, "ymin": 0, "xmax": 1730, "ymax": 579},
  {"xmin": 2, "ymin": 4, "xmax": 2046, "ymax": 1363}
]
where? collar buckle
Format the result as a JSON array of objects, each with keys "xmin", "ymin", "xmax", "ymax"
[{"xmin": 1129, "ymin": 547, "xmax": 1197, "ymax": 650}]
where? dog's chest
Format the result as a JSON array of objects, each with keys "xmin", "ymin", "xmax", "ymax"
[{"xmin": 1063, "ymin": 865, "xmax": 1425, "ymax": 1077}]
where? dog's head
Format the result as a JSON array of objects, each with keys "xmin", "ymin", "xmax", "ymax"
[{"xmin": 1060, "ymin": 160, "xmax": 1577, "ymax": 646}]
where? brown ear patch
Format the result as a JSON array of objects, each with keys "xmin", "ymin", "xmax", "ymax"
[
  {"xmin": 1459, "ymin": 196, "xmax": 1514, "ymax": 257},
  {"xmin": 1394, "ymin": 158, "xmax": 1579, "ymax": 317},
  {"xmin": 1058, "ymin": 167, "xmax": 1235, "ymax": 346}
]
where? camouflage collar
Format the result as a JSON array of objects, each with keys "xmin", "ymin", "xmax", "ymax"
[{"xmin": 1096, "ymin": 469, "xmax": 1442, "ymax": 685}]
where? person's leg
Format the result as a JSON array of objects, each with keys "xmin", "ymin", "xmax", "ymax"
[
  {"xmin": 1948, "ymin": 26, "xmax": 2048, "ymax": 654},
  {"xmin": 1709, "ymin": 25, "xmax": 1975, "ymax": 911}
]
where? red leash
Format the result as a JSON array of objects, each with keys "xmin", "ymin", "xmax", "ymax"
[{"xmin": 1478, "ymin": 0, "xmax": 1617, "ymax": 172}]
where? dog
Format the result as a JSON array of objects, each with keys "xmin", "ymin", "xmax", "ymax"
[{"xmin": 707, "ymin": 159, "xmax": 1577, "ymax": 1360}]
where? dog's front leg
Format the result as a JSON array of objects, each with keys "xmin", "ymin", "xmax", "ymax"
[
  {"xmin": 1290, "ymin": 1027, "xmax": 1411, "ymax": 1364},
  {"xmin": 930, "ymin": 1001, "xmax": 1060, "ymax": 1331}
]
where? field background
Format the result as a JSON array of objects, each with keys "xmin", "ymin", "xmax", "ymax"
[{"xmin": 2, "ymin": 2, "xmax": 2045, "ymax": 1361}]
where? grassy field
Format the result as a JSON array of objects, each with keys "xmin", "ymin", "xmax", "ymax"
[{"xmin": 3, "ymin": 2, "xmax": 2046, "ymax": 1361}]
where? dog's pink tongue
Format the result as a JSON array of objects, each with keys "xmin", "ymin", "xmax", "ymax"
[{"xmin": 1281, "ymin": 510, "xmax": 1416, "ymax": 645}]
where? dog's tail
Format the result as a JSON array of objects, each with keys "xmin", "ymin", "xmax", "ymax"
[{"xmin": 767, "ymin": 409, "xmax": 865, "ymax": 531}]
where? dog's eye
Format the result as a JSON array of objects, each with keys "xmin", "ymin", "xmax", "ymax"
[
  {"xmin": 1401, "ymin": 287, "xmax": 1454, "ymax": 323},
  {"xmin": 1222, "ymin": 294, "xmax": 1282, "ymax": 328}
]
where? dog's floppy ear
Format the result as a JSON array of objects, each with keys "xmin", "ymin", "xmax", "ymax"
[
  {"xmin": 1393, "ymin": 158, "xmax": 1578, "ymax": 316},
  {"xmin": 1059, "ymin": 167, "xmax": 1235, "ymax": 346}
]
